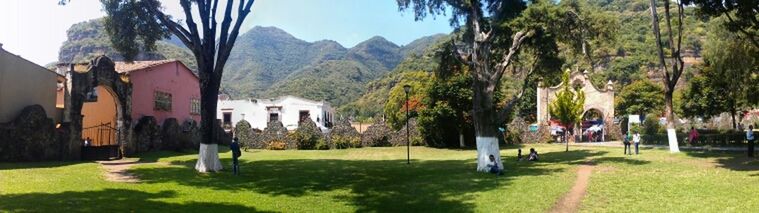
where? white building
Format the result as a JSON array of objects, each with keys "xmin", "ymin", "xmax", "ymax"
[{"xmin": 217, "ymin": 95, "xmax": 335, "ymax": 132}]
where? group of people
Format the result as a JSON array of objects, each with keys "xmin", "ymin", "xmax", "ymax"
[
  {"xmin": 622, "ymin": 131, "xmax": 641, "ymax": 155},
  {"xmin": 486, "ymin": 148, "xmax": 539, "ymax": 176}
]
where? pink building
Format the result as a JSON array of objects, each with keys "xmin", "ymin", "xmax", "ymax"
[{"xmin": 115, "ymin": 60, "xmax": 201, "ymax": 125}]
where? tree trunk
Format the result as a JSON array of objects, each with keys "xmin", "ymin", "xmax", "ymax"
[
  {"xmin": 472, "ymin": 78, "xmax": 502, "ymax": 172},
  {"xmin": 195, "ymin": 64, "xmax": 223, "ymax": 172},
  {"xmin": 730, "ymin": 109, "xmax": 737, "ymax": 129},
  {"xmin": 664, "ymin": 88, "xmax": 680, "ymax": 152}
]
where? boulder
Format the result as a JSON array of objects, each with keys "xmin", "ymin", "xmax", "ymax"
[
  {"xmin": 160, "ymin": 118, "xmax": 182, "ymax": 151},
  {"xmin": 0, "ymin": 105, "xmax": 59, "ymax": 161},
  {"xmin": 132, "ymin": 116, "xmax": 161, "ymax": 153},
  {"xmin": 328, "ymin": 117, "xmax": 361, "ymax": 149},
  {"xmin": 390, "ymin": 118, "xmax": 424, "ymax": 146},
  {"xmin": 361, "ymin": 119, "xmax": 392, "ymax": 147}
]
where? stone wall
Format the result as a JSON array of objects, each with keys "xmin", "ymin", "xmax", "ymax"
[{"xmin": 0, "ymin": 105, "xmax": 61, "ymax": 161}]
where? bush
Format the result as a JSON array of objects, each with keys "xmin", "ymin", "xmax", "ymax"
[
  {"xmin": 267, "ymin": 140, "xmax": 287, "ymax": 150},
  {"xmin": 292, "ymin": 119, "xmax": 323, "ymax": 150},
  {"xmin": 315, "ymin": 138, "xmax": 330, "ymax": 150},
  {"xmin": 331, "ymin": 135, "xmax": 359, "ymax": 149},
  {"xmin": 328, "ymin": 117, "xmax": 361, "ymax": 149},
  {"xmin": 641, "ymin": 114, "xmax": 662, "ymax": 135},
  {"xmin": 361, "ymin": 119, "xmax": 393, "ymax": 147}
]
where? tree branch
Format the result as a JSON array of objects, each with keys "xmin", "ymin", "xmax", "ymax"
[
  {"xmin": 724, "ymin": 11, "xmax": 759, "ymax": 49},
  {"xmin": 496, "ymin": 60, "xmax": 537, "ymax": 124},
  {"xmin": 179, "ymin": 0, "xmax": 202, "ymax": 52},
  {"xmin": 214, "ymin": 0, "xmax": 254, "ymax": 78},
  {"xmin": 492, "ymin": 30, "xmax": 532, "ymax": 83},
  {"xmin": 145, "ymin": 0, "xmax": 196, "ymax": 52}
]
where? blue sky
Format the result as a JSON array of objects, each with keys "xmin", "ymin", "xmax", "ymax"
[{"xmin": 0, "ymin": 0, "xmax": 453, "ymax": 65}]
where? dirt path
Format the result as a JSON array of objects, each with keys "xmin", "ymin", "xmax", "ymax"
[
  {"xmin": 98, "ymin": 158, "xmax": 156, "ymax": 183},
  {"xmin": 549, "ymin": 164, "xmax": 594, "ymax": 213}
]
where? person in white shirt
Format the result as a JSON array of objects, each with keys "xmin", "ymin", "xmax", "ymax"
[
  {"xmin": 747, "ymin": 125, "xmax": 755, "ymax": 157},
  {"xmin": 487, "ymin": 155, "xmax": 503, "ymax": 176},
  {"xmin": 633, "ymin": 132, "xmax": 641, "ymax": 155}
]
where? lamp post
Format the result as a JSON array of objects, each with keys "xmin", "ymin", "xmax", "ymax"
[{"xmin": 403, "ymin": 84, "xmax": 411, "ymax": 164}]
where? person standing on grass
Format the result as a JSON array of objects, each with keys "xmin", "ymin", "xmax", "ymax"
[
  {"xmin": 230, "ymin": 137, "xmax": 242, "ymax": 175},
  {"xmin": 623, "ymin": 131, "xmax": 631, "ymax": 155},
  {"xmin": 747, "ymin": 125, "xmax": 755, "ymax": 158},
  {"xmin": 633, "ymin": 131, "xmax": 641, "ymax": 155}
]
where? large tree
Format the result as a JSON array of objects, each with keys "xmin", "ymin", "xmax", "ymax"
[
  {"xmin": 397, "ymin": 0, "xmax": 554, "ymax": 171},
  {"xmin": 648, "ymin": 0, "xmax": 685, "ymax": 152},
  {"xmin": 615, "ymin": 79, "xmax": 665, "ymax": 116},
  {"xmin": 681, "ymin": 18, "xmax": 759, "ymax": 127},
  {"xmin": 99, "ymin": 0, "xmax": 255, "ymax": 172},
  {"xmin": 683, "ymin": 0, "xmax": 759, "ymax": 49}
]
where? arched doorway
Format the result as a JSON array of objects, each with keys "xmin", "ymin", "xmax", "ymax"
[
  {"xmin": 581, "ymin": 108, "xmax": 605, "ymax": 142},
  {"xmin": 81, "ymin": 85, "xmax": 119, "ymax": 146}
]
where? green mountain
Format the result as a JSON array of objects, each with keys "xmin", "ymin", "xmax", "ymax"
[
  {"xmin": 58, "ymin": 18, "xmax": 197, "ymax": 70},
  {"xmin": 58, "ymin": 19, "xmax": 446, "ymax": 109}
]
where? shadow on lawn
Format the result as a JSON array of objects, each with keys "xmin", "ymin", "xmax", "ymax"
[
  {"xmin": 126, "ymin": 149, "xmax": 626, "ymax": 212},
  {"xmin": 0, "ymin": 161, "xmax": 85, "ymax": 170},
  {"xmin": 0, "ymin": 189, "xmax": 269, "ymax": 212},
  {"xmin": 683, "ymin": 150, "xmax": 759, "ymax": 172}
]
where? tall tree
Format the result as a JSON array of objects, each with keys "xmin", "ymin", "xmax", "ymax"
[
  {"xmin": 549, "ymin": 70, "xmax": 585, "ymax": 152},
  {"xmin": 681, "ymin": 18, "xmax": 759, "ymax": 127},
  {"xmin": 396, "ymin": 0, "xmax": 552, "ymax": 171},
  {"xmin": 683, "ymin": 0, "xmax": 759, "ymax": 49},
  {"xmin": 648, "ymin": 0, "xmax": 685, "ymax": 152},
  {"xmin": 99, "ymin": 0, "xmax": 256, "ymax": 172},
  {"xmin": 615, "ymin": 79, "xmax": 665, "ymax": 116}
]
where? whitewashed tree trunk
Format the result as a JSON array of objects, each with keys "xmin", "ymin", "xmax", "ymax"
[
  {"xmin": 476, "ymin": 137, "xmax": 502, "ymax": 172},
  {"xmin": 459, "ymin": 132, "xmax": 465, "ymax": 148},
  {"xmin": 195, "ymin": 143, "xmax": 223, "ymax": 172}
]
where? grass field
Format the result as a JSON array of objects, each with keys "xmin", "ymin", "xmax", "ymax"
[{"xmin": 1, "ymin": 144, "xmax": 758, "ymax": 212}]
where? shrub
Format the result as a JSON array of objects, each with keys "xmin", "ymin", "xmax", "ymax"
[
  {"xmin": 315, "ymin": 138, "xmax": 330, "ymax": 150},
  {"xmin": 292, "ymin": 119, "xmax": 323, "ymax": 150},
  {"xmin": 267, "ymin": 140, "xmax": 287, "ymax": 150},
  {"xmin": 362, "ymin": 119, "xmax": 393, "ymax": 147}
]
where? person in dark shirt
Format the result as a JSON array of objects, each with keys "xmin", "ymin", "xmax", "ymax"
[
  {"xmin": 517, "ymin": 149, "xmax": 523, "ymax": 161},
  {"xmin": 230, "ymin": 137, "xmax": 242, "ymax": 175},
  {"xmin": 528, "ymin": 148, "xmax": 539, "ymax": 161}
]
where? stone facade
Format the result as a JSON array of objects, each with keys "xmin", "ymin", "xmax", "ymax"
[
  {"xmin": 0, "ymin": 105, "xmax": 60, "ymax": 161},
  {"xmin": 537, "ymin": 71, "xmax": 615, "ymax": 138}
]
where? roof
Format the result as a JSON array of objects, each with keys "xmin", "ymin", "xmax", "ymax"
[
  {"xmin": 114, "ymin": 60, "xmax": 176, "ymax": 74},
  {"xmin": 0, "ymin": 48, "xmax": 64, "ymax": 77}
]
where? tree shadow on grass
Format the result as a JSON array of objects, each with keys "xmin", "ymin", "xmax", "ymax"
[
  {"xmin": 0, "ymin": 161, "xmax": 85, "ymax": 170},
  {"xmin": 683, "ymin": 150, "xmax": 759, "ymax": 172},
  {"xmin": 127, "ymin": 148, "xmax": 616, "ymax": 212},
  {"xmin": 0, "ymin": 189, "xmax": 268, "ymax": 212}
]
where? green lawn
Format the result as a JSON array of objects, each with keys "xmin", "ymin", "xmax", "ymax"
[{"xmin": 1, "ymin": 144, "xmax": 758, "ymax": 212}]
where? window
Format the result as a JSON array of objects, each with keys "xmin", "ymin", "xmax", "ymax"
[
  {"xmin": 269, "ymin": 113, "xmax": 279, "ymax": 123},
  {"xmin": 190, "ymin": 98, "xmax": 201, "ymax": 115},
  {"xmin": 154, "ymin": 91, "xmax": 172, "ymax": 111},
  {"xmin": 223, "ymin": 112, "xmax": 232, "ymax": 125}
]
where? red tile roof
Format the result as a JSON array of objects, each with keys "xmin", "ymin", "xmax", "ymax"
[{"xmin": 114, "ymin": 60, "xmax": 176, "ymax": 73}]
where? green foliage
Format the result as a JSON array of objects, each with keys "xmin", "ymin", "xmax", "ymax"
[
  {"xmin": 615, "ymin": 79, "xmax": 665, "ymax": 116},
  {"xmin": 234, "ymin": 120, "xmax": 253, "ymax": 150},
  {"xmin": 417, "ymin": 56, "xmax": 474, "ymax": 147},
  {"xmin": 548, "ymin": 70, "xmax": 586, "ymax": 127},
  {"xmin": 292, "ymin": 120, "xmax": 323, "ymax": 150},
  {"xmin": 680, "ymin": 18, "xmax": 759, "ymax": 121},
  {"xmin": 101, "ymin": 0, "xmax": 168, "ymax": 61},
  {"xmin": 683, "ymin": 0, "xmax": 759, "ymax": 48},
  {"xmin": 384, "ymin": 71, "xmax": 434, "ymax": 130},
  {"xmin": 642, "ymin": 114, "xmax": 663, "ymax": 135}
]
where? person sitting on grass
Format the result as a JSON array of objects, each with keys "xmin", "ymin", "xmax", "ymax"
[
  {"xmin": 487, "ymin": 155, "xmax": 504, "ymax": 176},
  {"xmin": 517, "ymin": 149, "xmax": 523, "ymax": 161},
  {"xmin": 528, "ymin": 148, "xmax": 539, "ymax": 161}
]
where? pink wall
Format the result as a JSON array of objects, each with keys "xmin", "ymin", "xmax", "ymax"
[{"xmin": 129, "ymin": 61, "xmax": 201, "ymax": 125}]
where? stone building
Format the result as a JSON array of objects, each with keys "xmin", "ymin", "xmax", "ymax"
[{"xmin": 537, "ymin": 71, "xmax": 615, "ymax": 140}]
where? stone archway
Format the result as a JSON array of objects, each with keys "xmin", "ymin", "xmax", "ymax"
[
  {"xmin": 63, "ymin": 56, "xmax": 132, "ymax": 160},
  {"xmin": 537, "ymin": 71, "xmax": 615, "ymax": 141}
]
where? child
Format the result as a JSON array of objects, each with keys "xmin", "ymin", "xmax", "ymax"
[
  {"xmin": 487, "ymin": 155, "xmax": 504, "ymax": 175},
  {"xmin": 528, "ymin": 148, "xmax": 539, "ymax": 161},
  {"xmin": 517, "ymin": 149, "xmax": 523, "ymax": 161}
]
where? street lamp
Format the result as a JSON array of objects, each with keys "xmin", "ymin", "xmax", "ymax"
[{"xmin": 403, "ymin": 84, "xmax": 411, "ymax": 164}]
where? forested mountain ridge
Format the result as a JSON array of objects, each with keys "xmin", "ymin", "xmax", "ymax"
[{"xmin": 58, "ymin": 18, "xmax": 446, "ymax": 109}]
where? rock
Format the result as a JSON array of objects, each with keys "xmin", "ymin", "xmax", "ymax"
[
  {"xmin": 0, "ymin": 105, "xmax": 59, "ymax": 161},
  {"xmin": 132, "ymin": 116, "xmax": 161, "ymax": 153},
  {"xmin": 160, "ymin": 118, "xmax": 182, "ymax": 151},
  {"xmin": 390, "ymin": 118, "xmax": 424, "ymax": 146},
  {"xmin": 328, "ymin": 117, "xmax": 360, "ymax": 149},
  {"xmin": 361, "ymin": 119, "xmax": 392, "ymax": 147},
  {"xmin": 292, "ymin": 119, "xmax": 324, "ymax": 150},
  {"xmin": 179, "ymin": 119, "xmax": 200, "ymax": 150},
  {"xmin": 255, "ymin": 121, "xmax": 290, "ymax": 150}
]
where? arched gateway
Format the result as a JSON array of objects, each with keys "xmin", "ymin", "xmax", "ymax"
[
  {"xmin": 63, "ymin": 56, "xmax": 133, "ymax": 160},
  {"xmin": 537, "ymin": 71, "xmax": 615, "ymax": 141}
]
